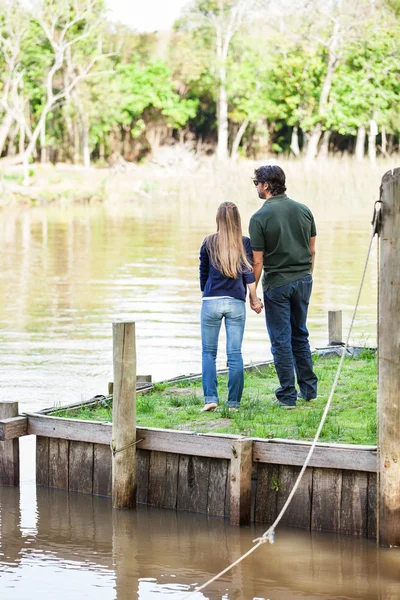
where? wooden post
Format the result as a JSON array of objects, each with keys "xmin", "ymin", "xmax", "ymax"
[
  {"xmin": 112, "ymin": 322, "xmax": 137, "ymax": 509},
  {"xmin": 378, "ymin": 168, "xmax": 400, "ymax": 547},
  {"xmin": 0, "ymin": 401, "xmax": 19, "ymax": 486},
  {"xmin": 328, "ymin": 310, "xmax": 343, "ymax": 345},
  {"xmin": 230, "ymin": 439, "xmax": 252, "ymax": 526}
]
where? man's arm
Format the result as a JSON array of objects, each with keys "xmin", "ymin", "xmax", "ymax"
[
  {"xmin": 310, "ymin": 236, "xmax": 316, "ymax": 274},
  {"xmin": 252, "ymin": 250, "xmax": 264, "ymax": 287}
]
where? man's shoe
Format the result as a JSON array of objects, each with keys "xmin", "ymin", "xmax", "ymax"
[
  {"xmin": 272, "ymin": 399, "xmax": 296, "ymax": 410},
  {"xmin": 297, "ymin": 392, "xmax": 317, "ymax": 401}
]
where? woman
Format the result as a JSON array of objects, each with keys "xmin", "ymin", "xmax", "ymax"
[{"xmin": 199, "ymin": 202, "xmax": 263, "ymax": 411}]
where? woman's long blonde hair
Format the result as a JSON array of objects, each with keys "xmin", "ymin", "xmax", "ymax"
[{"xmin": 206, "ymin": 202, "xmax": 252, "ymax": 279}]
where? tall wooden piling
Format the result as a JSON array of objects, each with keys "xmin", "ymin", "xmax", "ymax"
[
  {"xmin": 378, "ymin": 168, "xmax": 400, "ymax": 547},
  {"xmin": 0, "ymin": 401, "xmax": 20, "ymax": 486},
  {"xmin": 230, "ymin": 439, "xmax": 252, "ymax": 525},
  {"xmin": 112, "ymin": 322, "xmax": 137, "ymax": 509},
  {"xmin": 328, "ymin": 310, "xmax": 343, "ymax": 345}
]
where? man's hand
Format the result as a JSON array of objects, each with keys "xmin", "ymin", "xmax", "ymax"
[{"xmin": 250, "ymin": 297, "xmax": 263, "ymax": 314}]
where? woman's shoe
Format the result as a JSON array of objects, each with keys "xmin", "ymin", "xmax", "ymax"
[{"xmin": 202, "ymin": 402, "xmax": 218, "ymax": 412}]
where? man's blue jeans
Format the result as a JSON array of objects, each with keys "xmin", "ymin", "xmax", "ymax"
[
  {"xmin": 201, "ymin": 298, "xmax": 246, "ymax": 408},
  {"xmin": 263, "ymin": 274, "xmax": 318, "ymax": 406}
]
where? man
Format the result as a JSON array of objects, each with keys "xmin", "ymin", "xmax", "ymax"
[{"xmin": 249, "ymin": 165, "xmax": 318, "ymax": 408}]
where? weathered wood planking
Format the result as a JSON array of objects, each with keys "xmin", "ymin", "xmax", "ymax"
[
  {"xmin": 136, "ymin": 449, "xmax": 150, "ymax": 504},
  {"xmin": 277, "ymin": 465, "xmax": 313, "ymax": 529},
  {"xmin": 254, "ymin": 463, "xmax": 279, "ymax": 525},
  {"xmin": 27, "ymin": 413, "xmax": 377, "ymax": 471},
  {"xmin": 0, "ymin": 402, "xmax": 19, "ymax": 486},
  {"xmin": 93, "ymin": 444, "xmax": 112, "ymax": 497},
  {"xmin": 69, "ymin": 441, "xmax": 94, "ymax": 494},
  {"xmin": 230, "ymin": 439, "xmax": 252, "ymax": 526},
  {"xmin": 367, "ymin": 472, "xmax": 377, "ymax": 539},
  {"xmin": 253, "ymin": 440, "xmax": 377, "ymax": 472},
  {"xmin": 36, "ymin": 436, "xmax": 50, "ymax": 486},
  {"xmin": 208, "ymin": 458, "xmax": 228, "ymax": 517},
  {"xmin": 339, "ymin": 470, "xmax": 368, "ymax": 537},
  {"xmin": 177, "ymin": 455, "xmax": 210, "ymax": 513},
  {"xmin": 311, "ymin": 468, "xmax": 342, "ymax": 532},
  {"xmin": 49, "ymin": 438, "xmax": 69, "ymax": 489},
  {"xmin": 0, "ymin": 416, "xmax": 27, "ymax": 441}
]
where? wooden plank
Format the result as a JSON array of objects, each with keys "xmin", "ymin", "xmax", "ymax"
[
  {"xmin": 254, "ymin": 463, "xmax": 279, "ymax": 525},
  {"xmin": 36, "ymin": 436, "xmax": 49, "ymax": 486},
  {"xmin": 253, "ymin": 440, "xmax": 377, "ymax": 472},
  {"xmin": 0, "ymin": 402, "xmax": 19, "ymax": 486},
  {"xmin": 378, "ymin": 168, "xmax": 400, "ymax": 547},
  {"xmin": 164, "ymin": 453, "xmax": 180, "ymax": 509},
  {"xmin": 148, "ymin": 451, "xmax": 167, "ymax": 507},
  {"xmin": 49, "ymin": 438, "xmax": 69, "ymax": 489},
  {"xmin": 177, "ymin": 455, "xmax": 210, "ymax": 513},
  {"xmin": 367, "ymin": 472, "xmax": 377, "ymax": 539},
  {"xmin": 93, "ymin": 444, "xmax": 112, "ymax": 497},
  {"xmin": 224, "ymin": 462, "xmax": 231, "ymax": 518},
  {"xmin": 340, "ymin": 470, "xmax": 368, "ymax": 537},
  {"xmin": 112, "ymin": 321, "xmax": 137, "ymax": 509},
  {"xmin": 311, "ymin": 468, "xmax": 342, "ymax": 532},
  {"xmin": 69, "ymin": 441, "xmax": 94, "ymax": 494},
  {"xmin": 136, "ymin": 449, "xmax": 150, "ymax": 504},
  {"xmin": 328, "ymin": 310, "xmax": 343, "ymax": 345},
  {"xmin": 0, "ymin": 416, "xmax": 28, "ymax": 441},
  {"xmin": 230, "ymin": 439, "xmax": 253, "ymax": 526},
  {"xmin": 27, "ymin": 413, "xmax": 112, "ymax": 445},
  {"xmin": 207, "ymin": 458, "xmax": 228, "ymax": 517},
  {"xmin": 277, "ymin": 465, "xmax": 313, "ymax": 529},
  {"xmin": 27, "ymin": 413, "xmax": 376, "ymax": 471}
]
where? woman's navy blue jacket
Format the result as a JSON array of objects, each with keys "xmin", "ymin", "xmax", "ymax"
[{"xmin": 199, "ymin": 236, "xmax": 255, "ymax": 301}]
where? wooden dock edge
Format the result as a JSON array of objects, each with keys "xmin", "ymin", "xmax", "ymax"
[{"xmin": 25, "ymin": 413, "xmax": 377, "ymax": 472}]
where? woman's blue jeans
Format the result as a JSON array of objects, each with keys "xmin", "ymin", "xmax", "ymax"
[
  {"xmin": 263, "ymin": 274, "xmax": 318, "ymax": 406},
  {"xmin": 201, "ymin": 298, "xmax": 246, "ymax": 407}
]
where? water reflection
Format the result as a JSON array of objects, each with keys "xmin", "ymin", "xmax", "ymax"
[{"xmin": 1, "ymin": 483, "xmax": 399, "ymax": 599}]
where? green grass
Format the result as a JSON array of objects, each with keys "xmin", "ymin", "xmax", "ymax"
[{"xmin": 52, "ymin": 353, "xmax": 377, "ymax": 445}]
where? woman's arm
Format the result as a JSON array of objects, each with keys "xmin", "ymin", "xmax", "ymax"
[
  {"xmin": 199, "ymin": 242, "xmax": 210, "ymax": 292},
  {"xmin": 247, "ymin": 282, "xmax": 263, "ymax": 314}
]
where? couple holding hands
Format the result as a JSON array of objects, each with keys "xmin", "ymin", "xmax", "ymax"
[{"xmin": 199, "ymin": 165, "xmax": 318, "ymax": 411}]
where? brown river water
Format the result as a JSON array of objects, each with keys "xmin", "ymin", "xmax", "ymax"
[{"xmin": 1, "ymin": 161, "xmax": 399, "ymax": 598}]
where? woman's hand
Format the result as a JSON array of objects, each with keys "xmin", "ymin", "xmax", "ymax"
[{"xmin": 250, "ymin": 297, "xmax": 263, "ymax": 314}]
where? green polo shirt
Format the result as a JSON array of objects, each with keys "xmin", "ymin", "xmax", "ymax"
[{"xmin": 249, "ymin": 194, "xmax": 316, "ymax": 290}]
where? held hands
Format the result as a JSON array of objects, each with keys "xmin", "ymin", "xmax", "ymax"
[{"xmin": 250, "ymin": 296, "xmax": 264, "ymax": 314}]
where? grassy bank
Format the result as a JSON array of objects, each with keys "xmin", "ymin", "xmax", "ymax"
[{"xmin": 53, "ymin": 352, "xmax": 377, "ymax": 445}]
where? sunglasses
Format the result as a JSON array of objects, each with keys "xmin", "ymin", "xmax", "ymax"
[{"xmin": 253, "ymin": 179, "xmax": 264, "ymax": 187}]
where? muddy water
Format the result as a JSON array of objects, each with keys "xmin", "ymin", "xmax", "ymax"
[{"xmin": 1, "ymin": 466, "xmax": 399, "ymax": 600}]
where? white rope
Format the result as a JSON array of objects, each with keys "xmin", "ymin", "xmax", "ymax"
[{"xmin": 182, "ymin": 205, "xmax": 381, "ymax": 600}]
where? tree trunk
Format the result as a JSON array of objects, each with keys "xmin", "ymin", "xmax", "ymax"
[
  {"xmin": 231, "ymin": 119, "xmax": 249, "ymax": 160},
  {"xmin": 305, "ymin": 123, "xmax": 322, "ymax": 161},
  {"xmin": 19, "ymin": 122, "xmax": 25, "ymax": 156},
  {"xmin": 319, "ymin": 130, "xmax": 331, "ymax": 157},
  {"xmin": 0, "ymin": 112, "xmax": 14, "ymax": 157},
  {"xmin": 368, "ymin": 119, "xmax": 377, "ymax": 166},
  {"xmin": 82, "ymin": 113, "xmax": 90, "ymax": 168},
  {"xmin": 217, "ymin": 76, "xmax": 229, "ymax": 160},
  {"xmin": 381, "ymin": 126, "xmax": 387, "ymax": 156},
  {"xmin": 40, "ymin": 118, "xmax": 47, "ymax": 164},
  {"xmin": 355, "ymin": 126, "xmax": 366, "ymax": 161},
  {"xmin": 290, "ymin": 126, "xmax": 300, "ymax": 157},
  {"xmin": 73, "ymin": 119, "xmax": 80, "ymax": 164}
]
